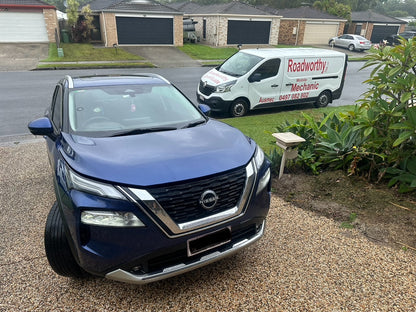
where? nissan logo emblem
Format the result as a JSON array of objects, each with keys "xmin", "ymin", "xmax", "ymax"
[{"xmin": 199, "ymin": 190, "xmax": 219, "ymax": 210}]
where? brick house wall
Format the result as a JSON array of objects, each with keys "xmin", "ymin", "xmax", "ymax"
[
  {"xmin": 269, "ymin": 18, "xmax": 280, "ymax": 45},
  {"xmin": 279, "ymin": 20, "xmax": 299, "ymax": 45},
  {"xmin": 348, "ymin": 22, "xmax": 406, "ymax": 40},
  {"xmin": 173, "ymin": 15, "xmax": 183, "ymax": 46},
  {"xmin": 279, "ymin": 19, "xmax": 344, "ymax": 45},
  {"xmin": 101, "ymin": 12, "xmax": 117, "ymax": 47},
  {"xmin": 189, "ymin": 15, "xmax": 280, "ymax": 46},
  {"xmin": 43, "ymin": 8, "xmax": 58, "ymax": 42}
]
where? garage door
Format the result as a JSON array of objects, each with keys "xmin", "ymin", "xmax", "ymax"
[
  {"xmin": 371, "ymin": 25, "xmax": 399, "ymax": 44},
  {"xmin": 0, "ymin": 12, "xmax": 48, "ymax": 42},
  {"xmin": 303, "ymin": 23, "xmax": 339, "ymax": 45},
  {"xmin": 116, "ymin": 16, "xmax": 173, "ymax": 45},
  {"xmin": 227, "ymin": 20, "xmax": 271, "ymax": 45}
]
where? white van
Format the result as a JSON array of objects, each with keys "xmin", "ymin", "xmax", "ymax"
[{"xmin": 197, "ymin": 48, "xmax": 348, "ymax": 117}]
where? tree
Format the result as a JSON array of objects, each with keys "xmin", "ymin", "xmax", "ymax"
[
  {"xmin": 66, "ymin": 0, "xmax": 79, "ymax": 28},
  {"xmin": 313, "ymin": 0, "xmax": 351, "ymax": 20},
  {"xmin": 71, "ymin": 4, "xmax": 96, "ymax": 42}
]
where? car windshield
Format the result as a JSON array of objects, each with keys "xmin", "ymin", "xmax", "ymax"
[
  {"xmin": 68, "ymin": 84, "xmax": 205, "ymax": 137},
  {"xmin": 218, "ymin": 52, "xmax": 263, "ymax": 77}
]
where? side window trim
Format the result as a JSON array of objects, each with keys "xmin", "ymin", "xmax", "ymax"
[{"xmin": 51, "ymin": 85, "xmax": 63, "ymax": 132}]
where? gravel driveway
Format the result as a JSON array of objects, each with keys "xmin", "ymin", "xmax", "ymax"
[{"xmin": 1, "ymin": 140, "xmax": 416, "ymax": 311}]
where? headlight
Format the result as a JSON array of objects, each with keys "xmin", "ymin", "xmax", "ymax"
[
  {"xmin": 81, "ymin": 211, "xmax": 144, "ymax": 227},
  {"xmin": 216, "ymin": 80, "xmax": 236, "ymax": 93},
  {"xmin": 253, "ymin": 147, "xmax": 270, "ymax": 195},
  {"xmin": 67, "ymin": 166, "xmax": 126, "ymax": 200},
  {"xmin": 254, "ymin": 146, "xmax": 265, "ymax": 169}
]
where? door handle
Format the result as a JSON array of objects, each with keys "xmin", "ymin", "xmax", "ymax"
[{"xmin": 271, "ymin": 84, "xmax": 279, "ymax": 88}]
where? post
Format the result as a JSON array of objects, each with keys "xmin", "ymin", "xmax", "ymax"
[{"xmin": 272, "ymin": 132, "xmax": 305, "ymax": 179}]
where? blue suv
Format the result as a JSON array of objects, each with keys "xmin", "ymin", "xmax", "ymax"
[{"xmin": 28, "ymin": 74, "xmax": 271, "ymax": 284}]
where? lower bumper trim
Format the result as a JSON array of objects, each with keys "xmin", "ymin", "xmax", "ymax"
[{"xmin": 105, "ymin": 220, "xmax": 265, "ymax": 284}]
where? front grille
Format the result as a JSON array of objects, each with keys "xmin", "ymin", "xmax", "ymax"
[
  {"xmin": 147, "ymin": 166, "xmax": 246, "ymax": 224},
  {"xmin": 199, "ymin": 80, "xmax": 216, "ymax": 96}
]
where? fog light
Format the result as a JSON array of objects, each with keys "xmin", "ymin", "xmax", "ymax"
[{"xmin": 81, "ymin": 211, "xmax": 145, "ymax": 227}]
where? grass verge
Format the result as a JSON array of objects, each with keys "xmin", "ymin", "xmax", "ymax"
[
  {"xmin": 42, "ymin": 43, "xmax": 144, "ymax": 62},
  {"xmin": 178, "ymin": 44, "xmax": 238, "ymax": 60},
  {"xmin": 219, "ymin": 105, "xmax": 356, "ymax": 153},
  {"xmin": 37, "ymin": 62, "xmax": 154, "ymax": 69}
]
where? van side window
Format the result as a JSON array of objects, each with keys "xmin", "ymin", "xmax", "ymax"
[{"xmin": 251, "ymin": 58, "xmax": 281, "ymax": 81}]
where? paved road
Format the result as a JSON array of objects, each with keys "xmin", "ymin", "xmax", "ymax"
[{"xmin": 0, "ymin": 62, "xmax": 370, "ymax": 139}]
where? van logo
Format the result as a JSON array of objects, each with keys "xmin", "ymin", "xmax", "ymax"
[
  {"xmin": 199, "ymin": 190, "xmax": 219, "ymax": 210},
  {"xmin": 203, "ymin": 81, "xmax": 208, "ymax": 88}
]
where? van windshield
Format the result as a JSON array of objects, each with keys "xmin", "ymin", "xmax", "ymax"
[{"xmin": 218, "ymin": 52, "xmax": 263, "ymax": 77}]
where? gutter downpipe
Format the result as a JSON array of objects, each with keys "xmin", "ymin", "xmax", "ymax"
[
  {"xmin": 102, "ymin": 12, "xmax": 108, "ymax": 47},
  {"xmin": 295, "ymin": 20, "xmax": 300, "ymax": 46}
]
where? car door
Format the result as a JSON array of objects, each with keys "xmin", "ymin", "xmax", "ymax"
[
  {"xmin": 336, "ymin": 35, "xmax": 350, "ymax": 48},
  {"xmin": 333, "ymin": 35, "xmax": 345, "ymax": 47},
  {"xmin": 247, "ymin": 58, "xmax": 282, "ymax": 109},
  {"xmin": 45, "ymin": 84, "xmax": 64, "ymax": 178}
]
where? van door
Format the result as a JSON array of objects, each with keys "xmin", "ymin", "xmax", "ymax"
[{"xmin": 247, "ymin": 58, "xmax": 283, "ymax": 109}]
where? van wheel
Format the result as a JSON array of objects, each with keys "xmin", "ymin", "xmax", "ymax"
[
  {"xmin": 315, "ymin": 91, "xmax": 331, "ymax": 108},
  {"xmin": 348, "ymin": 44, "xmax": 355, "ymax": 51},
  {"xmin": 229, "ymin": 99, "xmax": 248, "ymax": 117},
  {"xmin": 44, "ymin": 202, "xmax": 87, "ymax": 278}
]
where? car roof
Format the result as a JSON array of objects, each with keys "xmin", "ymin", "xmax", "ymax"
[{"xmin": 66, "ymin": 74, "xmax": 170, "ymax": 89}]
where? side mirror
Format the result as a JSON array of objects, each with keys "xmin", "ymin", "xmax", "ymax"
[
  {"xmin": 28, "ymin": 117, "xmax": 54, "ymax": 137},
  {"xmin": 248, "ymin": 73, "xmax": 262, "ymax": 83},
  {"xmin": 198, "ymin": 104, "xmax": 211, "ymax": 116}
]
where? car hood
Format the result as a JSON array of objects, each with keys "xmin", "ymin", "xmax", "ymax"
[
  {"xmin": 61, "ymin": 120, "xmax": 255, "ymax": 187},
  {"xmin": 200, "ymin": 68, "xmax": 237, "ymax": 87}
]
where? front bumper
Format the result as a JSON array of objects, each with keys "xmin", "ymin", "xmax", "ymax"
[
  {"xmin": 56, "ymin": 161, "xmax": 271, "ymax": 283},
  {"xmin": 197, "ymin": 92, "xmax": 233, "ymax": 115},
  {"xmin": 105, "ymin": 220, "xmax": 265, "ymax": 284}
]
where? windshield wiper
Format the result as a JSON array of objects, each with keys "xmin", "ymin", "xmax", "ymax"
[
  {"xmin": 181, "ymin": 119, "xmax": 206, "ymax": 129},
  {"xmin": 111, "ymin": 127, "xmax": 177, "ymax": 137}
]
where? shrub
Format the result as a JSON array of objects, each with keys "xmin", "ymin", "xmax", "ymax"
[{"xmin": 277, "ymin": 38, "xmax": 416, "ymax": 192}]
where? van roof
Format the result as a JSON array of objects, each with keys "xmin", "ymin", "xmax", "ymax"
[{"xmin": 240, "ymin": 48, "xmax": 346, "ymax": 58}]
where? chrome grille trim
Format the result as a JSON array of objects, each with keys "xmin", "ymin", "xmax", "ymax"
[{"xmin": 123, "ymin": 160, "xmax": 256, "ymax": 236}]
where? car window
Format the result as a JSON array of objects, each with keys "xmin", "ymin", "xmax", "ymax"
[
  {"xmin": 68, "ymin": 84, "xmax": 204, "ymax": 136},
  {"xmin": 51, "ymin": 85, "xmax": 62, "ymax": 130},
  {"xmin": 251, "ymin": 58, "xmax": 281, "ymax": 80}
]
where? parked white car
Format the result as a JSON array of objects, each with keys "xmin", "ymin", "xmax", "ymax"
[{"xmin": 329, "ymin": 34, "xmax": 371, "ymax": 52}]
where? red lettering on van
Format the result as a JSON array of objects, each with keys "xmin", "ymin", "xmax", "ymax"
[
  {"xmin": 290, "ymin": 82, "xmax": 319, "ymax": 92},
  {"xmin": 287, "ymin": 59, "xmax": 328, "ymax": 74}
]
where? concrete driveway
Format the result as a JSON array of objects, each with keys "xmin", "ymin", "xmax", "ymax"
[
  {"xmin": 122, "ymin": 46, "xmax": 201, "ymax": 68},
  {"xmin": 0, "ymin": 43, "xmax": 49, "ymax": 71}
]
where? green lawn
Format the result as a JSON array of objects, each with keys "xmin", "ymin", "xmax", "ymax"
[
  {"xmin": 219, "ymin": 105, "xmax": 356, "ymax": 153},
  {"xmin": 178, "ymin": 44, "xmax": 238, "ymax": 60},
  {"xmin": 42, "ymin": 43, "xmax": 145, "ymax": 62}
]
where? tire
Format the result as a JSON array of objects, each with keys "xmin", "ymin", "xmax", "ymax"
[
  {"xmin": 44, "ymin": 202, "xmax": 87, "ymax": 278},
  {"xmin": 314, "ymin": 91, "xmax": 331, "ymax": 108},
  {"xmin": 328, "ymin": 40, "xmax": 334, "ymax": 46},
  {"xmin": 229, "ymin": 99, "xmax": 249, "ymax": 117},
  {"xmin": 348, "ymin": 44, "xmax": 355, "ymax": 51}
]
